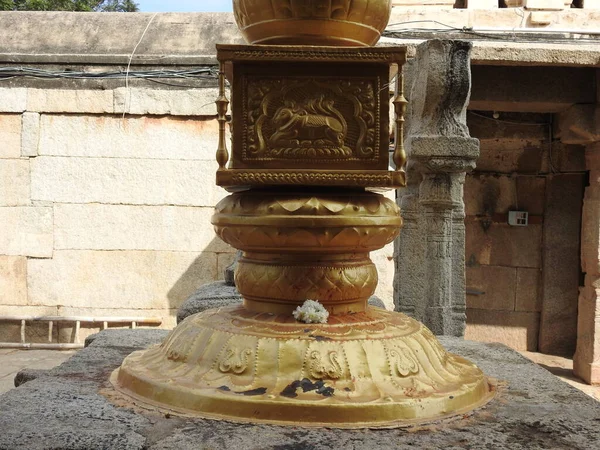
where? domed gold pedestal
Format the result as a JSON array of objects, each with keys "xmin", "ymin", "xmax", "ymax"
[
  {"xmin": 111, "ymin": 190, "xmax": 494, "ymax": 427},
  {"xmin": 112, "ymin": 306, "xmax": 493, "ymax": 428}
]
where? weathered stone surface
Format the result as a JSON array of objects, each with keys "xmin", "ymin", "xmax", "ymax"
[
  {"xmin": 0, "ymin": 114, "xmax": 22, "ymax": 158},
  {"xmin": 371, "ymin": 244, "xmax": 395, "ymax": 310},
  {"xmin": 466, "ymin": 308, "xmax": 540, "ymax": 351},
  {"xmin": 397, "ymin": 39, "xmax": 478, "ymax": 337},
  {"xmin": 470, "ymin": 66, "xmax": 596, "ymax": 113},
  {"xmin": 465, "ymin": 0, "xmax": 498, "ymax": 8},
  {"xmin": 21, "ymin": 111, "xmax": 40, "ymax": 157},
  {"xmin": 524, "ymin": 0, "xmax": 565, "ymax": 10},
  {"xmin": 0, "ymin": 256, "xmax": 27, "ymax": 306},
  {"xmin": 475, "ymin": 137, "xmax": 546, "ymax": 174},
  {"xmin": 0, "ymin": 88, "xmax": 26, "ymax": 112},
  {"xmin": 0, "ymin": 159, "xmax": 29, "ymax": 206},
  {"xmin": 558, "ymin": 104, "xmax": 600, "ymax": 145},
  {"xmin": 0, "ymin": 206, "xmax": 52, "ymax": 257},
  {"xmin": 539, "ymin": 174, "xmax": 584, "ymax": 356},
  {"xmin": 14, "ymin": 368, "xmax": 48, "ymax": 388},
  {"xmin": 466, "ymin": 219, "xmax": 542, "ymax": 268},
  {"xmin": 31, "ymin": 157, "xmax": 226, "ymax": 207},
  {"xmin": 53, "ymin": 204, "xmax": 230, "ymax": 252},
  {"xmin": 27, "ymin": 89, "xmax": 114, "ymax": 113},
  {"xmin": 27, "ymin": 250, "xmax": 217, "ymax": 310},
  {"xmin": 0, "ymin": 304, "xmax": 57, "ymax": 316},
  {"xmin": 575, "ymin": 147, "xmax": 600, "ymax": 384},
  {"xmin": 176, "ymin": 281, "xmax": 242, "ymax": 323},
  {"xmin": 38, "ymin": 115, "xmax": 220, "ymax": 160},
  {"xmin": 516, "ymin": 267, "xmax": 542, "ymax": 312},
  {"xmin": 114, "ymin": 87, "xmax": 222, "ymax": 116},
  {"xmin": 464, "ymin": 175, "xmax": 546, "ymax": 216},
  {"xmin": 466, "ymin": 265, "xmax": 516, "ymax": 311},
  {"xmin": 2, "ymin": 329, "xmax": 600, "ymax": 449},
  {"xmin": 220, "ymin": 251, "xmax": 240, "ymax": 286},
  {"xmin": 529, "ymin": 11, "xmax": 554, "ymax": 25}
]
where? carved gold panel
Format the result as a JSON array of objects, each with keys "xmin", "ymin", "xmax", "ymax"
[
  {"xmin": 215, "ymin": 45, "xmax": 408, "ymax": 189},
  {"xmin": 234, "ymin": 64, "xmax": 389, "ymax": 170}
]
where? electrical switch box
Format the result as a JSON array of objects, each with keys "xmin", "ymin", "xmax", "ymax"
[{"xmin": 508, "ymin": 211, "xmax": 528, "ymax": 226}]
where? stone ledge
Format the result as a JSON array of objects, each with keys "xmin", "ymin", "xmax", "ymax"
[
  {"xmin": 1, "ymin": 329, "xmax": 599, "ymax": 449},
  {"xmin": 0, "ymin": 11, "xmax": 598, "ymax": 68}
]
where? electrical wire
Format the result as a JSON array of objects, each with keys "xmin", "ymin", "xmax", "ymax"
[
  {"xmin": 383, "ymin": 20, "xmax": 600, "ymax": 45},
  {"xmin": 0, "ymin": 67, "xmax": 219, "ymax": 88}
]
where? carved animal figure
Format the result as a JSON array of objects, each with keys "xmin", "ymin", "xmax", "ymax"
[{"xmin": 270, "ymin": 96, "xmax": 347, "ymax": 147}]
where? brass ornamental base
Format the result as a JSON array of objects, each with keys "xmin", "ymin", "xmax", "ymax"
[
  {"xmin": 111, "ymin": 190, "xmax": 495, "ymax": 427},
  {"xmin": 112, "ymin": 306, "xmax": 493, "ymax": 428},
  {"xmin": 111, "ymin": 42, "xmax": 494, "ymax": 427}
]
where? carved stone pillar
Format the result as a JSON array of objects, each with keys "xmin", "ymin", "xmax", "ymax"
[
  {"xmin": 574, "ymin": 143, "xmax": 600, "ymax": 385},
  {"xmin": 394, "ymin": 40, "xmax": 479, "ymax": 336}
]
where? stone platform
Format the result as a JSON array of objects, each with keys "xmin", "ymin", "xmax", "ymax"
[{"xmin": 0, "ymin": 329, "xmax": 599, "ymax": 450}]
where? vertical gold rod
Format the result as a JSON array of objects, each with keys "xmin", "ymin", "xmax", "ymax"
[
  {"xmin": 393, "ymin": 63, "xmax": 408, "ymax": 171},
  {"xmin": 216, "ymin": 61, "xmax": 230, "ymax": 170}
]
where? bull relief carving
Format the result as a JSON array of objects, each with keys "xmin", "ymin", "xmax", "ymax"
[
  {"xmin": 244, "ymin": 77, "xmax": 379, "ymax": 162},
  {"xmin": 269, "ymin": 96, "xmax": 350, "ymax": 158}
]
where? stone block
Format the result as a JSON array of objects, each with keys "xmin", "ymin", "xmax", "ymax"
[
  {"xmin": 27, "ymin": 89, "xmax": 114, "ymax": 114},
  {"xmin": 56, "ymin": 306, "xmax": 177, "ymax": 330},
  {"xmin": 0, "ymin": 159, "xmax": 30, "ymax": 206},
  {"xmin": 515, "ymin": 176, "xmax": 546, "ymax": 215},
  {"xmin": 31, "ymin": 157, "xmax": 226, "ymax": 207},
  {"xmin": 113, "ymin": 87, "xmax": 223, "ymax": 116},
  {"xmin": 0, "ymin": 114, "xmax": 22, "ymax": 158},
  {"xmin": 38, "ymin": 114, "xmax": 220, "ymax": 160},
  {"xmin": 470, "ymin": 66, "xmax": 595, "ymax": 113},
  {"xmin": 581, "ymin": 0, "xmax": 600, "ymax": 7},
  {"xmin": 216, "ymin": 252, "xmax": 237, "ymax": 280},
  {"xmin": 0, "ymin": 256, "xmax": 27, "ymax": 306},
  {"xmin": 27, "ymin": 250, "xmax": 218, "ymax": 310},
  {"xmin": 466, "ymin": 219, "xmax": 542, "ymax": 269},
  {"xmin": 529, "ymin": 11, "xmax": 554, "ymax": 25},
  {"xmin": 465, "ymin": 308, "xmax": 540, "ymax": 351},
  {"xmin": 516, "ymin": 267, "xmax": 541, "ymax": 312},
  {"xmin": 466, "ymin": 0, "xmax": 498, "ymax": 8},
  {"xmin": 475, "ymin": 139, "xmax": 545, "ymax": 174},
  {"xmin": 573, "ymin": 284, "xmax": 600, "ymax": 384},
  {"xmin": 53, "ymin": 204, "xmax": 230, "ymax": 252},
  {"xmin": 21, "ymin": 112, "xmax": 40, "ymax": 157},
  {"xmin": 372, "ymin": 244, "xmax": 395, "ymax": 310},
  {"xmin": 466, "ymin": 265, "xmax": 516, "ymax": 311},
  {"xmin": 0, "ymin": 88, "xmax": 26, "ymax": 113},
  {"xmin": 558, "ymin": 104, "xmax": 600, "ymax": 145},
  {"xmin": 539, "ymin": 174, "xmax": 584, "ymax": 356},
  {"xmin": 0, "ymin": 207, "xmax": 53, "ymax": 257},
  {"xmin": 548, "ymin": 143, "xmax": 586, "ymax": 173},
  {"xmin": 524, "ymin": 0, "xmax": 564, "ymax": 9},
  {"xmin": 465, "ymin": 175, "xmax": 545, "ymax": 217}
]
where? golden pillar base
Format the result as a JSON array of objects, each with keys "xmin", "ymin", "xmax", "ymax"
[
  {"xmin": 111, "ymin": 190, "xmax": 495, "ymax": 427},
  {"xmin": 112, "ymin": 306, "xmax": 493, "ymax": 428}
]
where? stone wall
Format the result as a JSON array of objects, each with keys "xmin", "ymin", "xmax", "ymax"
[
  {"xmin": 0, "ymin": 86, "xmax": 238, "ymax": 339},
  {"xmin": 463, "ymin": 112, "xmax": 586, "ymax": 352},
  {"xmin": 0, "ymin": 86, "xmax": 398, "ymax": 342}
]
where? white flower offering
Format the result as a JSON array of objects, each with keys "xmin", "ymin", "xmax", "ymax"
[{"xmin": 293, "ymin": 299, "xmax": 329, "ymax": 324}]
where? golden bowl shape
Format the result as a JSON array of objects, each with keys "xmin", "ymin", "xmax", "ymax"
[{"xmin": 233, "ymin": 0, "xmax": 393, "ymax": 46}]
